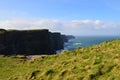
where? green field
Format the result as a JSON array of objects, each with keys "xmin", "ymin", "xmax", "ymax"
[{"xmin": 0, "ymin": 39, "xmax": 120, "ymax": 80}]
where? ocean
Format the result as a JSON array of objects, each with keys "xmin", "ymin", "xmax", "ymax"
[{"xmin": 64, "ymin": 36, "xmax": 120, "ymax": 50}]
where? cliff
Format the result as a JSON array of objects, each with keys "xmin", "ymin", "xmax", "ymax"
[
  {"xmin": 66, "ymin": 35, "xmax": 75, "ymax": 39},
  {"xmin": 0, "ymin": 29, "xmax": 73, "ymax": 55},
  {"xmin": 50, "ymin": 33, "xmax": 64, "ymax": 50},
  {"xmin": 61, "ymin": 35, "xmax": 68, "ymax": 42},
  {"xmin": 0, "ymin": 29, "xmax": 56, "ymax": 55}
]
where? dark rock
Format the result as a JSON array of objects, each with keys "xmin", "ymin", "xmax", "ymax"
[
  {"xmin": 66, "ymin": 35, "xmax": 75, "ymax": 40},
  {"xmin": 0, "ymin": 29, "xmax": 74, "ymax": 55},
  {"xmin": 0, "ymin": 29, "xmax": 55, "ymax": 55},
  {"xmin": 50, "ymin": 33, "xmax": 64, "ymax": 50},
  {"xmin": 61, "ymin": 35, "xmax": 68, "ymax": 42}
]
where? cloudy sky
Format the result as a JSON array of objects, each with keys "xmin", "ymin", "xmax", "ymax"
[{"xmin": 0, "ymin": 0, "xmax": 120, "ymax": 36}]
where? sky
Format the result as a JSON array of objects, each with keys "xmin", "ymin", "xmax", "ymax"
[{"xmin": 0, "ymin": 0, "xmax": 120, "ymax": 36}]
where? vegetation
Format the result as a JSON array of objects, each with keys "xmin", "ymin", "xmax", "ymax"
[
  {"xmin": 0, "ymin": 30, "xmax": 6, "ymax": 34},
  {"xmin": 0, "ymin": 39, "xmax": 120, "ymax": 80}
]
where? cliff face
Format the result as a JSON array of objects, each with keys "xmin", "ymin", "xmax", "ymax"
[
  {"xmin": 66, "ymin": 35, "xmax": 75, "ymax": 40},
  {"xmin": 50, "ymin": 33, "xmax": 64, "ymax": 50},
  {"xmin": 61, "ymin": 35, "xmax": 68, "ymax": 42},
  {"xmin": 0, "ymin": 29, "xmax": 73, "ymax": 55},
  {"xmin": 0, "ymin": 29, "xmax": 55, "ymax": 55}
]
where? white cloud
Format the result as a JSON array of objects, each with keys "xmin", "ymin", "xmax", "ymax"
[{"xmin": 0, "ymin": 19, "xmax": 120, "ymax": 35}]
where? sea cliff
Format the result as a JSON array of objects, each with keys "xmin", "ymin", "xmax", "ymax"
[{"xmin": 0, "ymin": 29, "xmax": 74, "ymax": 55}]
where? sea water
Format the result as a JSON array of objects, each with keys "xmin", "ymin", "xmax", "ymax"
[{"xmin": 64, "ymin": 36, "xmax": 120, "ymax": 50}]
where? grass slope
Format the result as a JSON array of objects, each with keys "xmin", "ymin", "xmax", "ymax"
[{"xmin": 0, "ymin": 39, "xmax": 120, "ymax": 80}]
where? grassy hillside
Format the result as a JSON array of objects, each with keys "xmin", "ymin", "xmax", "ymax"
[{"xmin": 0, "ymin": 39, "xmax": 120, "ymax": 80}]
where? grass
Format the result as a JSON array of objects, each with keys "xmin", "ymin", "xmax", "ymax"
[{"xmin": 0, "ymin": 39, "xmax": 120, "ymax": 80}]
